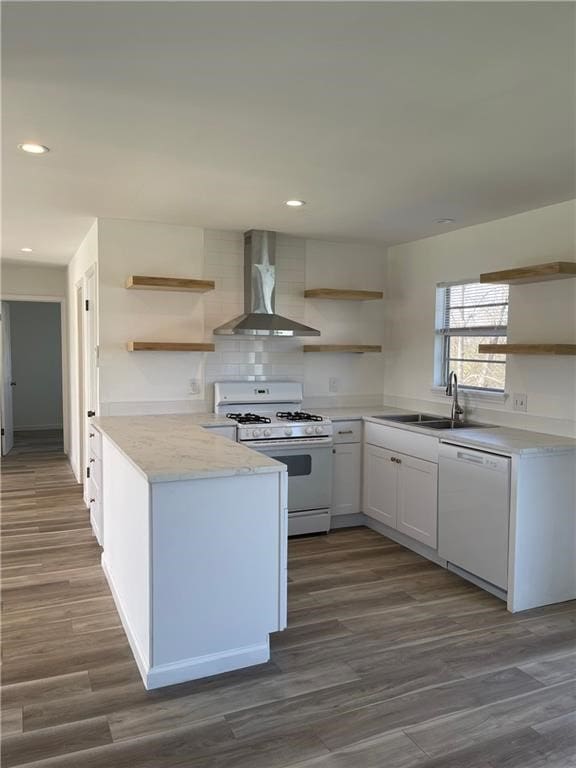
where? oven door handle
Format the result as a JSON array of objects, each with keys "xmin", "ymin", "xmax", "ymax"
[{"xmin": 245, "ymin": 439, "xmax": 333, "ymax": 450}]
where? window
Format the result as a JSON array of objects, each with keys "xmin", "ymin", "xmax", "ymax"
[{"xmin": 435, "ymin": 281, "xmax": 509, "ymax": 392}]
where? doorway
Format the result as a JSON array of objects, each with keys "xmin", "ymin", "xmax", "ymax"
[{"xmin": 0, "ymin": 300, "xmax": 64, "ymax": 455}]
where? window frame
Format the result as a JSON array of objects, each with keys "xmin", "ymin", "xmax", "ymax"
[{"xmin": 435, "ymin": 279, "xmax": 509, "ymax": 394}]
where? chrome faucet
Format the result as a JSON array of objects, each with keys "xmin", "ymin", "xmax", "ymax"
[{"xmin": 446, "ymin": 371, "xmax": 465, "ymax": 423}]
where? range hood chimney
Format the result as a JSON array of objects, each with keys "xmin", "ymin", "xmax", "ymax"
[{"xmin": 213, "ymin": 230, "xmax": 321, "ymax": 337}]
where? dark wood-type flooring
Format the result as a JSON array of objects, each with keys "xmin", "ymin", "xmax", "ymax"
[{"xmin": 1, "ymin": 433, "xmax": 576, "ymax": 767}]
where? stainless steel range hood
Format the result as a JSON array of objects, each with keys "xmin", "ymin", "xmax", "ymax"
[{"xmin": 213, "ymin": 230, "xmax": 320, "ymax": 337}]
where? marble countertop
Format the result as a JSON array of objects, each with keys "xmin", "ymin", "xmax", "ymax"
[
  {"xmin": 92, "ymin": 415, "xmax": 283, "ymax": 483},
  {"xmin": 437, "ymin": 425, "xmax": 576, "ymax": 455},
  {"xmin": 315, "ymin": 406, "xmax": 406, "ymax": 421},
  {"xmin": 363, "ymin": 414, "xmax": 576, "ymax": 455}
]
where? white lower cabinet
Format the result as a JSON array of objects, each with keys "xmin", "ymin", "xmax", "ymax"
[
  {"xmin": 363, "ymin": 441, "xmax": 438, "ymax": 548},
  {"xmin": 332, "ymin": 442, "xmax": 362, "ymax": 517},
  {"xmin": 362, "ymin": 444, "xmax": 398, "ymax": 527},
  {"xmin": 396, "ymin": 453, "xmax": 438, "ymax": 548}
]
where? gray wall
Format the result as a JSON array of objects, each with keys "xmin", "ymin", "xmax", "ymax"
[{"xmin": 9, "ymin": 301, "xmax": 63, "ymax": 430}]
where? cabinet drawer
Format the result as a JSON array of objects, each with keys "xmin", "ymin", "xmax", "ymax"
[
  {"xmin": 89, "ymin": 428, "xmax": 102, "ymax": 459},
  {"xmin": 364, "ymin": 422, "xmax": 438, "ymax": 464},
  {"xmin": 333, "ymin": 421, "xmax": 362, "ymax": 444}
]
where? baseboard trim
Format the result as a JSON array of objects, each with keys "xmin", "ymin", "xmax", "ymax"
[
  {"xmin": 14, "ymin": 425, "xmax": 63, "ymax": 432},
  {"xmin": 363, "ymin": 516, "xmax": 447, "ymax": 567},
  {"xmin": 330, "ymin": 513, "xmax": 365, "ymax": 529},
  {"xmin": 146, "ymin": 642, "xmax": 270, "ymax": 690},
  {"xmin": 102, "ymin": 555, "xmax": 270, "ymax": 690},
  {"xmin": 447, "ymin": 562, "xmax": 506, "ymax": 603},
  {"xmin": 101, "ymin": 556, "xmax": 150, "ymax": 687}
]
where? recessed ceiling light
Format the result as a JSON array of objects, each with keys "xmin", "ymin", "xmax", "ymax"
[
  {"xmin": 436, "ymin": 217, "xmax": 455, "ymax": 224},
  {"xmin": 20, "ymin": 247, "xmax": 33, "ymax": 253},
  {"xmin": 285, "ymin": 200, "xmax": 306, "ymax": 207},
  {"xmin": 18, "ymin": 143, "xmax": 50, "ymax": 154}
]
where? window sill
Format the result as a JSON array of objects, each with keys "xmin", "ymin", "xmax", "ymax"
[{"xmin": 430, "ymin": 386, "xmax": 509, "ymax": 403}]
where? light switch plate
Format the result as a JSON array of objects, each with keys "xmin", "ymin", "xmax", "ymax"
[
  {"xmin": 329, "ymin": 377, "xmax": 339, "ymax": 393},
  {"xmin": 513, "ymin": 393, "xmax": 528, "ymax": 412}
]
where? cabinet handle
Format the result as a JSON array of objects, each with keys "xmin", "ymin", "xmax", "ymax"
[
  {"xmin": 338, "ymin": 430, "xmax": 354, "ymax": 435},
  {"xmin": 89, "ymin": 433, "xmax": 95, "ymax": 438},
  {"xmin": 390, "ymin": 456, "xmax": 402, "ymax": 464},
  {"xmin": 89, "ymin": 498, "xmax": 96, "ymax": 504},
  {"xmin": 89, "ymin": 458, "xmax": 95, "ymax": 463}
]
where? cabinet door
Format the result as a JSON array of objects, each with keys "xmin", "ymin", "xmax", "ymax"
[
  {"xmin": 397, "ymin": 454, "xmax": 438, "ymax": 548},
  {"xmin": 87, "ymin": 479, "xmax": 103, "ymax": 545},
  {"xmin": 332, "ymin": 443, "xmax": 361, "ymax": 516},
  {"xmin": 362, "ymin": 444, "xmax": 397, "ymax": 527}
]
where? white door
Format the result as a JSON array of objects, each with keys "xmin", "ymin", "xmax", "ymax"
[
  {"xmin": 397, "ymin": 454, "xmax": 438, "ymax": 548},
  {"xmin": 1, "ymin": 302, "xmax": 14, "ymax": 455},
  {"xmin": 332, "ymin": 443, "xmax": 361, "ymax": 516},
  {"xmin": 362, "ymin": 444, "xmax": 398, "ymax": 527},
  {"xmin": 83, "ymin": 268, "xmax": 98, "ymax": 497}
]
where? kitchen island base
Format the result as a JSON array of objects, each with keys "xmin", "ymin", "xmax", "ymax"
[{"xmin": 100, "ymin": 433, "xmax": 287, "ymax": 690}]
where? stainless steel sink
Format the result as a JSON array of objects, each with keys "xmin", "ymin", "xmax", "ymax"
[
  {"xmin": 372, "ymin": 413, "xmax": 444, "ymax": 424},
  {"xmin": 411, "ymin": 419, "xmax": 491, "ymax": 430}
]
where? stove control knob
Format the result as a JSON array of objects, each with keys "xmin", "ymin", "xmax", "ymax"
[
  {"xmin": 253, "ymin": 429, "xmax": 262, "ymax": 438},
  {"xmin": 315, "ymin": 426, "xmax": 323, "ymax": 435},
  {"xmin": 284, "ymin": 427, "xmax": 293, "ymax": 436},
  {"xmin": 305, "ymin": 426, "xmax": 314, "ymax": 435},
  {"xmin": 263, "ymin": 428, "xmax": 272, "ymax": 437}
]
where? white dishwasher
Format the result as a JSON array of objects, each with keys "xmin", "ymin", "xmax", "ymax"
[{"xmin": 438, "ymin": 442, "xmax": 511, "ymax": 591}]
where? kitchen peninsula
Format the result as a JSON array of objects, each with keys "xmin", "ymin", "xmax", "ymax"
[{"xmin": 92, "ymin": 415, "xmax": 287, "ymax": 690}]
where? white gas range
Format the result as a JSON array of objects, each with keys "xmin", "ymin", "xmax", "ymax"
[{"xmin": 214, "ymin": 382, "xmax": 333, "ymax": 536}]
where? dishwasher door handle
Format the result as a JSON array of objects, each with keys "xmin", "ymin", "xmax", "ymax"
[{"xmin": 456, "ymin": 451, "xmax": 486, "ymax": 464}]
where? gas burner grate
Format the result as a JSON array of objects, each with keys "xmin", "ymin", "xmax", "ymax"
[
  {"xmin": 276, "ymin": 411, "xmax": 323, "ymax": 422},
  {"xmin": 226, "ymin": 413, "xmax": 272, "ymax": 425}
]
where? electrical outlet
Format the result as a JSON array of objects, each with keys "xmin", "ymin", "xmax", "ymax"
[
  {"xmin": 328, "ymin": 377, "xmax": 339, "ymax": 393},
  {"xmin": 513, "ymin": 393, "xmax": 527, "ymax": 412},
  {"xmin": 190, "ymin": 379, "xmax": 201, "ymax": 395}
]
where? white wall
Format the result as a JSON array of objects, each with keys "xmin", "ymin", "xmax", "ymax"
[
  {"xmin": 97, "ymin": 219, "xmax": 206, "ymax": 415},
  {"xmin": 304, "ymin": 240, "xmax": 385, "ymax": 406},
  {"xmin": 204, "ymin": 233, "xmax": 386, "ymax": 408},
  {"xmin": 67, "ymin": 221, "xmax": 98, "ymax": 481},
  {"xmin": 1, "ymin": 261, "xmax": 66, "ymax": 298},
  {"xmin": 94, "ymin": 223, "xmax": 386, "ymax": 413},
  {"xmin": 9, "ymin": 301, "xmax": 63, "ymax": 430},
  {"xmin": 385, "ymin": 200, "xmax": 576, "ymax": 437}
]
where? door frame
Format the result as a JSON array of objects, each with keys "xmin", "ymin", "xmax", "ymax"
[
  {"xmin": 0, "ymin": 293, "xmax": 69, "ymax": 455},
  {"xmin": 75, "ymin": 281, "xmax": 85, "ymax": 482}
]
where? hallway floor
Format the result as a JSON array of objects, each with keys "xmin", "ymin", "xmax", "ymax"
[{"xmin": 1, "ymin": 438, "xmax": 575, "ymax": 767}]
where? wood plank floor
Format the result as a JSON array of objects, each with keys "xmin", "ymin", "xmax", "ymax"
[{"xmin": 2, "ymin": 434, "xmax": 576, "ymax": 767}]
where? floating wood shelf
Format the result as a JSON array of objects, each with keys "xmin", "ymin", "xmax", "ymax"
[
  {"xmin": 479, "ymin": 343, "xmax": 576, "ymax": 356},
  {"xmin": 303, "ymin": 344, "xmax": 382, "ymax": 353},
  {"xmin": 127, "ymin": 342, "xmax": 215, "ymax": 352},
  {"xmin": 480, "ymin": 262, "xmax": 576, "ymax": 285},
  {"xmin": 304, "ymin": 289, "xmax": 383, "ymax": 301},
  {"xmin": 126, "ymin": 276, "xmax": 215, "ymax": 293}
]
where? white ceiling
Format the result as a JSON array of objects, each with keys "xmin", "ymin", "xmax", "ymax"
[{"xmin": 2, "ymin": 2, "xmax": 575, "ymax": 266}]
